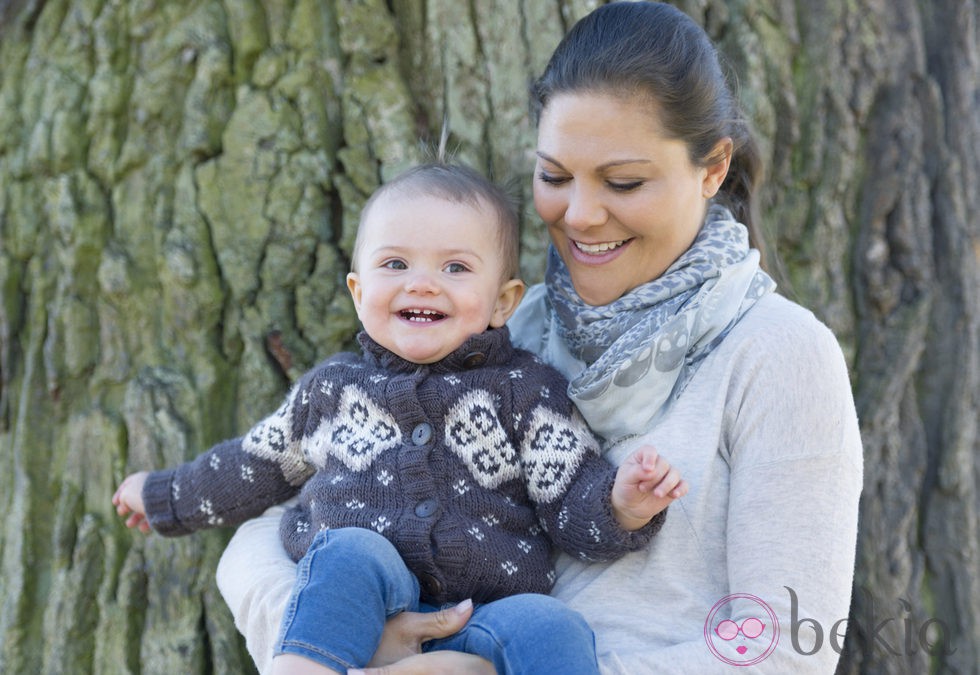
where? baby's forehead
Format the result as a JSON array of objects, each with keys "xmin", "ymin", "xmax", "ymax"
[
  {"xmin": 367, "ymin": 188, "xmax": 502, "ymax": 234},
  {"xmin": 377, "ymin": 182, "xmax": 491, "ymax": 210},
  {"xmin": 362, "ymin": 191, "xmax": 499, "ymax": 237}
]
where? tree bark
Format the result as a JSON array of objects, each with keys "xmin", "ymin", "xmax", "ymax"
[{"xmin": 0, "ymin": 1, "xmax": 976, "ymax": 673}]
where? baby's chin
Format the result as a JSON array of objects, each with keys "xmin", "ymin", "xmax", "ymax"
[{"xmin": 389, "ymin": 342, "xmax": 458, "ymax": 365}]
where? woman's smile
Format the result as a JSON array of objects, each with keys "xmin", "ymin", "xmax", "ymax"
[{"xmin": 569, "ymin": 238, "xmax": 633, "ymax": 263}]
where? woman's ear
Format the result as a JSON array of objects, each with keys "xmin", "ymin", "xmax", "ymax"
[
  {"xmin": 701, "ymin": 137, "xmax": 734, "ymax": 199},
  {"xmin": 489, "ymin": 279, "xmax": 526, "ymax": 328}
]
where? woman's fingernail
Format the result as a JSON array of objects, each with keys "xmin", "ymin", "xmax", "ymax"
[{"xmin": 455, "ymin": 598, "xmax": 473, "ymax": 613}]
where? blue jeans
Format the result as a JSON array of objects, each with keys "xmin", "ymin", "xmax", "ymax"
[{"xmin": 274, "ymin": 528, "xmax": 600, "ymax": 674}]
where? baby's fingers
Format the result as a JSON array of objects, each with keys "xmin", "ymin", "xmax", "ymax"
[
  {"xmin": 632, "ymin": 445, "xmax": 660, "ymax": 471},
  {"xmin": 669, "ymin": 479, "xmax": 690, "ymax": 499},
  {"xmin": 125, "ymin": 512, "xmax": 148, "ymax": 531},
  {"xmin": 652, "ymin": 466, "xmax": 684, "ymax": 498}
]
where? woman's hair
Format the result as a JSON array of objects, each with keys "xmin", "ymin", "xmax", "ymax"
[
  {"xmin": 530, "ymin": 1, "xmax": 767, "ymax": 264},
  {"xmin": 353, "ymin": 163, "xmax": 521, "ymax": 280}
]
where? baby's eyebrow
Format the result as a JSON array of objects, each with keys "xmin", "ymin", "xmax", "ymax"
[{"xmin": 371, "ymin": 245, "xmax": 485, "ymax": 262}]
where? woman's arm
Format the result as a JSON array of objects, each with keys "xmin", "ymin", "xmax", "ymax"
[
  {"xmin": 590, "ymin": 448, "xmax": 861, "ymax": 674},
  {"xmin": 351, "ymin": 650, "xmax": 493, "ymax": 675},
  {"xmin": 216, "ymin": 506, "xmax": 483, "ymax": 674},
  {"xmin": 592, "ymin": 316, "xmax": 863, "ymax": 674},
  {"xmin": 353, "ymin": 605, "xmax": 492, "ymax": 675}
]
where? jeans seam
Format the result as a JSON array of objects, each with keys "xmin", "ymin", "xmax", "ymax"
[
  {"xmin": 277, "ymin": 639, "xmax": 358, "ymax": 670},
  {"xmin": 275, "ymin": 529, "xmax": 328, "ymax": 649}
]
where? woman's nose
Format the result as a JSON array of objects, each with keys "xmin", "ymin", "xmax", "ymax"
[{"xmin": 563, "ymin": 184, "xmax": 607, "ymax": 230}]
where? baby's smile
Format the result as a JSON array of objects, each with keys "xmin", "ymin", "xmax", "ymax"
[{"xmin": 400, "ymin": 308, "xmax": 447, "ymax": 322}]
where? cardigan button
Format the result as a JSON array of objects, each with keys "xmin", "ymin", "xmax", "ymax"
[
  {"xmin": 411, "ymin": 423, "xmax": 432, "ymax": 445},
  {"xmin": 414, "ymin": 498, "xmax": 438, "ymax": 518},
  {"xmin": 419, "ymin": 572, "xmax": 443, "ymax": 597},
  {"xmin": 462, "ymin": 351, "xmax": 487, "ymax": 368}
]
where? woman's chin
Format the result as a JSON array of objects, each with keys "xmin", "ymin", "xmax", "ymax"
[{"xmin": 568, "ymin": 276, "xmax": 624, "ymax": 306}]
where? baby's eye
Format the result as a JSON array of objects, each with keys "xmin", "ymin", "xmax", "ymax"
[
  {"xmin": 537, "ymin": 171, "xmax": 569, "ymax": 187},
  {"xmin": 382, "ymin": 259, "xmax": 407, "ymax": 270},
  {"xmin": 444, "ymin": 262, "xmax": 469, "ymax": 274}
]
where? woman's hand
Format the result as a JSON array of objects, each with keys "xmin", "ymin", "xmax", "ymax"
[
  {"xmin": 367, "ymin": 600, "xmax": 473, "ymax": 666},
  {"xmin": 350, "ymin": 600, "xmax": 493, "ymax": 674},
  {"xmin": 352, "ymin": 650, "xmax": 495, "ymax": 675}
]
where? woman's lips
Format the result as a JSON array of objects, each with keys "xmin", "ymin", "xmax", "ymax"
[{"xmin": 568, "ymin": 237, "xmax": 632, "ymax": 264}]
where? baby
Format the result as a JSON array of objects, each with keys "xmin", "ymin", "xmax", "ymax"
[{"xmin": 114, "ymin": 162, "xmax": 687, "ymax": 675}]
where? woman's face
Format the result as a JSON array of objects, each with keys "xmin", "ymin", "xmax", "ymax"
[{"xmin": 533, "ymin": 92, "xmax": 730, "ymax": 306}]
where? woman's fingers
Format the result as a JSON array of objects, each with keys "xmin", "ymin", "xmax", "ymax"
[
  {"xmin": 416, "ymin": 598, "xmax": 473, "ymax": 642},
  {"xmin": 352, "ymin": 650, "xmax": 494, "ymax": 675},
  {"xmin": 368, "ymin": 600, "xmax": 474, "ymax": 667}
]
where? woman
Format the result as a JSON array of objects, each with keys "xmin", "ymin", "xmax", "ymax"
[{"xmin": 216, "ymin": 3, "xmax": 862, "ymax": 673}]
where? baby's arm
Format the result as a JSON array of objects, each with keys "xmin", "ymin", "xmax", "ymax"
[
  {"xmin": 112, "ymin": 471, "xmax": 151, "ymax": 533},
  {"xmin": 611, "ymin": 445, "xmax": 688, "ymax": 531},
  {"xmin": 109, "ymin": 363, "xmax": 328, "ymax": 537}
]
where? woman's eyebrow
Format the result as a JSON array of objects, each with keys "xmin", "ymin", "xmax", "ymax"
[
  {"xmin": 535, "ymin": 150, "xmax": 652, "ymax": 170},
  {"xmin": 535, "ymin": 151, "xmax": 565, "ymax": 168}
]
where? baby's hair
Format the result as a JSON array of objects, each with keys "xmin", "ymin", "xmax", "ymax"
[{"xmin": 352, "ymin": 162, "xmax": 521, "ymax": 281}]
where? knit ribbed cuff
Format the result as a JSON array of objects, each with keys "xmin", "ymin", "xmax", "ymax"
[
  {"xmin": 615, "ymin": 507, "xmax": 666, "ymax": 549},
  {"xmin": 142, "ymin": 468, "xmax": 189, "ymax": 536},
  {"xmin": 565, "ymin": 468, "xmax": 665, "ymax": 559}
]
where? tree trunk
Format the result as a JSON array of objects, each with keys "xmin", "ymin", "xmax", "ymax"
[{"xmin": 0, "ymin": 1, "xmax": 976, "ymax": 673}]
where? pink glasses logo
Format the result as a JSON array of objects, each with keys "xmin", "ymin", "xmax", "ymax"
[{"xmin": 704, "ymin": 593, "xmax": 780, "ymax": 666}]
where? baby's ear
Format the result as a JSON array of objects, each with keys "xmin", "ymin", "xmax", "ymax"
[
  {"xmin": 489, "ymin": 279, "xmax": 526, "ymax": 328},
  {"xmin": 346, "ymin": 273, "xmax": 363, "ymax": 316}
]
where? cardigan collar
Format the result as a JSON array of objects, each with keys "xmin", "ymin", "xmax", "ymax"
[{"xmin": 357, "ymin": 326, "xmax": 515, "ymax": 374}]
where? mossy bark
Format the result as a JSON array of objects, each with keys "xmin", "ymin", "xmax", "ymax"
[{"xmin": 0, "ymin": 1, "xmax": 976, "ymax": 673}]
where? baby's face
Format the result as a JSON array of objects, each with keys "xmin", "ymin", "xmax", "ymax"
[{"xmin": 347, "ymin": 192, "xmax": 520, "ymax": 364}]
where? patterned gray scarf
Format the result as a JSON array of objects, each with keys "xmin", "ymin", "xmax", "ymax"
[{"xmin": 545, "ymin": 205, "xmax": 776, "ymax": 440}]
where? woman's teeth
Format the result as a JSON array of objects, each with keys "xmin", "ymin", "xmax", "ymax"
[{"xmin": 574, "ymin": 239, "xmax": 628, "ymax": 254}]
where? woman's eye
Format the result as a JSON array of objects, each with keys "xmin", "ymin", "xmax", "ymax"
[
  {"xmin": 608, "ymin": 180, "xmax": 643, "ymax": 192},
  {"xmin": 382, "ymin": 260, "xmax": 407, "ymax": 270},
  {"xmin": 537, "ymin": 171, "xmax": 569, "ymax": 186},
  {"xmin": 445, "ymin": 262, "xmax": 469, "ymax": 273}
]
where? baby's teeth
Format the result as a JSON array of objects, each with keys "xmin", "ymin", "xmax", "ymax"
[{"xmin": 406, "ymin": 309, "xmax": 439, "ymax": 322}]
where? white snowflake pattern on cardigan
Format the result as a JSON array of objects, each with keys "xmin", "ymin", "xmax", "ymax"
[{"xmin": 140, "ymin": 327, "xmax": 665, "ymax": 605}]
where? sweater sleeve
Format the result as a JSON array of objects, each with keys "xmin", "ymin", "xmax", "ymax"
[
  {"xmin": 591, "ymin": 308, "xmax": 863, "ymax": 674},
  {"xmin": 514, "ymin": 361, "xmax": 663, "ymax": 560},
  {"xmin": 143, "ymin": 374, "xmax": 317, "ymax": 536}
]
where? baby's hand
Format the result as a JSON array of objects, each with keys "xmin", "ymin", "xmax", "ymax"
[
  {"xmin": 611, "ymin": 446, "xmax": 688, "ymax": 530},
  {"xmin": 112, "ymin": 471, "xmax": 151, "ymax": 534}
]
